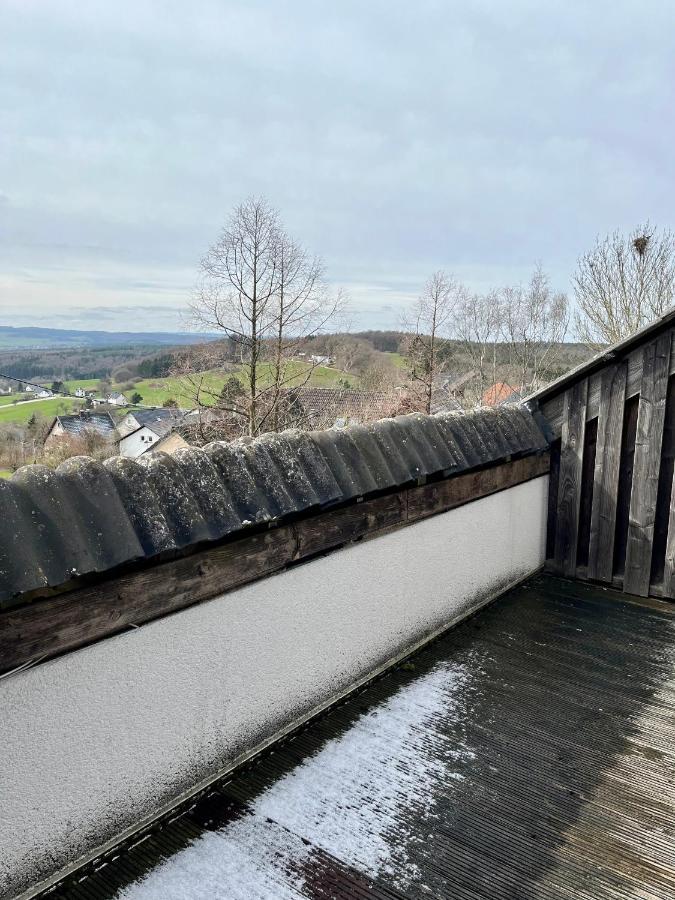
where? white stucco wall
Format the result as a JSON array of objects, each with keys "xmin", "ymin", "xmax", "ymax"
[
  {"xmin": 119, "ymin": 426, "xmax": 159, "ymax": 458},
  {"xmin": 1, "ymin": 475, "xmax": 547, "ymax": 900}
]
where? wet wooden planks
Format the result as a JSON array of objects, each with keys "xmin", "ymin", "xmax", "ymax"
[{"xmin": 41, "ymin": 574, "xmax": 675, "ymax": 900}]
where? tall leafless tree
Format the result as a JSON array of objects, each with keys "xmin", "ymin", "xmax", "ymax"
[
  {"xmin": 502, "ymin": 264, "xmax": 569, "ymax": 393},
  {"xmin": 402, "ymin": 270, "xmax": 460, "ymax": 414},
  {"xmin": 186, "ymin": 196, "xmax": 344, "ymax": 437},
  {"xmin": 574, "ymin": 223, "xmax": 675, "ymax": 347}
]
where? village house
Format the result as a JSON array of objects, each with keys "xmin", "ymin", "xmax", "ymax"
[
  {"xmin": 105, "ymin": 391, "xmax": 129, "ymax": 407},
  {"xmin": 43, "ymin": 411, "xmax": 118, "ymax": 449},
  {"xmin": 309, "ymin": 353, "xmax": 332, "ymax": 366},
  {"xmin": 118, "ymin": 408, "xmax": 189, "ymax": 458}
]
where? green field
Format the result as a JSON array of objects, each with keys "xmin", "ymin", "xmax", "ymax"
[
  {"xmin": 57, "ymin": 363, "xmax": 357, "ymax": 408},
  {"xmin": 0, "ymin": 469, "xmax": 12, "ymax": 479},
  {"xmin": 0, "ymin": 397, "xmax": 81, "ymax": 424},
  {"xmin": 0, "ymin": 362, "xmax": 358, "ymax": 424}
]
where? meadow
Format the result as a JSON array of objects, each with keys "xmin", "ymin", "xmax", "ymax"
[{"xmin": 0, "ymin": 361, "xmax": 364, "ymax": 425}]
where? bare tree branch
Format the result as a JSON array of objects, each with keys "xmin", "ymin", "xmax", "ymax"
[{"xmin": 574, "ymin": 223, "xmax": 675, "ymax": 347}]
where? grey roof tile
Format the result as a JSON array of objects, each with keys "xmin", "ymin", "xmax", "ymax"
[
  {"xmin": 136, "ymin": 453, "xmax": 212, "ymax": 549},
  {"xmin": 172, "ymin": 447, "xmax": 241, "ymax": 541},
  {"xmin": 205, "ymin": 441, "xmax": 273, "ymax": 525},
  {"xmin": 53, "ymin": 412, "xmax": 117, "ymax": 439},
  {"xmin": 104, "ymin": 456, "xmax": 176, "ymax": 556}
]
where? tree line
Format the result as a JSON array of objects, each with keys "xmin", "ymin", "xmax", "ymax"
[{"xmin": 183, "ymin": 196, "xmax": 675, "ymax": 434}]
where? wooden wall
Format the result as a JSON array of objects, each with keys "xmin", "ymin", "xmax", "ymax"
[{"xmin": 540, "ymin": 326, "xmax": 675, "ymax": 599}]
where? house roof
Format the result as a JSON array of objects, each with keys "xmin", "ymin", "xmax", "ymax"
[
  {"xmin": 51, "ymin": 412, "xmax": 118, "ymax": 439},
  {"xmin": 286, "ymin": 388, "xmax": 396, "ymax": 426},
  {"xmin": 441, "ymin": 370, "xmax": 477, "ymax": 392},
  {"xmin": 122, "ymin": 409, "xmax": 187, "ymax": 440},
  {"xmin": 0, "ymin": 406, "xmax": 548, "ymax": 607},
  {"xmin": 482, "ymin": 382, "xmax": 517, "ymax": 407}
]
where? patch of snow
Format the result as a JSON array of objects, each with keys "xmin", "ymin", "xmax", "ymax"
[{"xmin": 118, "ymin": 660, "xmax": 475, "ymax": 900}]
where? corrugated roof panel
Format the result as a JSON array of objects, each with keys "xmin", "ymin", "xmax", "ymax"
[
  {"xmin": 255, "ymin": 432, "xmax": 321, "ymax": 511},
  {"xmin": 236, "ymin": 440, "xmax": 298, "ymax": 520},
  {"xmin": 370, "ymin": 418, "xmax": 423, "ymax": 481},
  {"xmin": 205, "ymin": 442, "xmax": 274, "ymax": 525},
  {"xmin": 0, "ymin": 407, "xmax": 548, "ymax": 607},
  {"xmin": 136, "ymin": 454, "xmax": 212, "ymax": 549},
  {"xmin": 365, "ymin": 419, "xmax": 416, "ymax": 485},
  {"xmin": 437, "ymin": 413, "xmax": 485, "ymax": 469},
  {"xmin": 286, "ymin": 431, "xmax": 342, "ymax": 507},
  {"xmin": 172, "ymin": 447, "xmax": 241, "ymax": 541},
  {"xmin": 344, "ymin": 425, "xmax": 398, "ymax": 492},
  {"xmin": 104, "ymin": 457, "xmax": 177, "ymax": 556}
]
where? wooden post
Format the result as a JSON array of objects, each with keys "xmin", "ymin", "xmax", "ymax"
[
  {"xmin": 624, "ymin": 333, "xmax": 671, "ymax": 596},
  {"xmin": 553, "ymin": 379, "xmax": 588, "ymax": 577},
  {"xmin": 588, "ymin": 363, "xmax": 627, "ymax": 583}
]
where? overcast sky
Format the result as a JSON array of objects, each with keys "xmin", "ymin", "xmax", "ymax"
[{"xmin": 1, "ymin": 1, "xmax": 673, "ymax": 333}]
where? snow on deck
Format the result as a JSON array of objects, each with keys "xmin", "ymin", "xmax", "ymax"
[{"xmin": 118, "ymin": 661, "xmax": 476, "ymax": 899}]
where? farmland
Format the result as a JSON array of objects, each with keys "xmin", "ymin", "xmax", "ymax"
[
  {"xmin": 0, "ymin": 397, "xmax": 81, "ymax": 424},
  {"xmin": 61, "ymin": 363, "xmax": 356, "ymax": 409},
  {"xmin": 0, "ymin": 362, "xmax": 358, "ymax": 425}
]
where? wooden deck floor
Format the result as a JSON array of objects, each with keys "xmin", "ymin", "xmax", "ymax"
[{"xmin": 44, "ymin": 575, "xmax": 675, "ymax": 900}]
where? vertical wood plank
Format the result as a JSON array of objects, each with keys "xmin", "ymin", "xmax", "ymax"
[
  {"xmin": 545, "ymin": 438, "xmax": 561, "ymax": 562},
  {"xmin": 662, "ymin": 474, "xmax": 675, "ymax": 598},
  {"xmin": 553, "ymin": 379, "xmax": 588, "ymax": 577},
  {"xmin": 624, "ymin": 332, "xmax": 672, "ymax": 596},
  {"xmin": 612, "ymin": 395, "xmax": 639, "ymax": 577},
  {"xmin": 587, "ymin": 363, "xmax": 627, "ymax": 583},
  {"xmin": 575, "ymin": 417, "xmax": 598, "ymax": 570}
]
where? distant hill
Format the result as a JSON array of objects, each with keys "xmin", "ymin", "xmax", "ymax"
[{"xmin": 0, "ymin": 326, "xmax": 219, "ymax": 350}]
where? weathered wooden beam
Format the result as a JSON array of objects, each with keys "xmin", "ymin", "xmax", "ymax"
[
  {"xmin": 553, "ymin": 379, "xmax": 588, "ymax": 577},
  {"xmin": 407, "ymin": 455, "xmax": 549, "ymax": 521},
  {"xmin": 0, "ymin": 455, "xmax": 548, "ymax": 674},
  {"xmin": 624, "ymin": 333, "xmax": 672, "ymax": 597},
  {"xmin": 539, "ymin": 324, "xmax": 675, "ymax": 437},
  {"xmin": 588, "ymin": 363, "xmax": 627, "ymax": 583}
]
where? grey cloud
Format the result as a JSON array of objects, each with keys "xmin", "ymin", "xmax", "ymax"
[{"xmin": 1, "ymin": 1, "xmax": 674, "ymax": 330}]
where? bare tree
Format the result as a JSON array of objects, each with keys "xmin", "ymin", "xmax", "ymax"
[
  {"xmin": 402, "ymin": 271, "xmax": 460, "ymax": 414},
  {"xmin": 189, "ymin": 196, "xmax": 280, "ymax": 436},
  {"xmin": 454, "ymin": 289, "xmax": 504, "ymax": 407},
  {"xmin": 574, "ymin": 223, "xmax": 675, "ymax": 347},
  {"xmin": 187, "ymin": 196, "xmax": 345, "ymax": 437},
  {"xmin": 502, "ymin": 264, "xmax": 569, "ymax": 393}
]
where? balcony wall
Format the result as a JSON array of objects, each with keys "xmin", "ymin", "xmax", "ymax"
[{"xmin": 0, "ymin": 475, "xmax": 546, "ymax": 900}]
